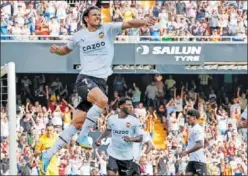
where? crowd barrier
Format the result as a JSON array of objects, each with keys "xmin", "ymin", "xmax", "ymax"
[{"xmin": 1, "ymin": 35, "xmax": 247, "ymax": 43}]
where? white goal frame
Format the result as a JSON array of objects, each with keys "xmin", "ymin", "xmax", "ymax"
[{"xmin": 1, "ymin": 62, "xmax": 17, "ymax": 175}]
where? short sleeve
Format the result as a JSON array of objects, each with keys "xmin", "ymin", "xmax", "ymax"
[
  {"xmin": 142, "ymin": 133, "xmax": 151, "ymax": 143},
  {"xmin": 134, "ymin": 121, "xmax": 143, "ymax": 136},
  {"xmin": 194, "ymin": 127, "xmax": 204, "ymax": 142},
  {"xmin": 107, "ymin": 116, "xmax": 112, "ymax": 130},
  {"xmin": 66, "ymin": 35, "xmax": 76, "ymax": 50},
  {"xmin": 105, "ymin": 22, "xmax": 123, "ymax": 38}
]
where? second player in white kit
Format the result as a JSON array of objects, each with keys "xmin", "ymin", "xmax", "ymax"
[
  {"xmin": 180, "ymin": 109, "xmax": 207, "ymax": 176},
  {"xmin": 96, "ymin": 97, "xmax": 143, "ymax": 176}
]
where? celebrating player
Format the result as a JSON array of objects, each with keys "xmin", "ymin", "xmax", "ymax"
[
  {"xmin": 41, "ymin": 5, "xmax": 155, "ymax": 174},
  {"xmin": 179, "ymin": 109, "xmax": 207, "ymax": 176},
  {"xmin": 95, "ymin": 97, "xmax": 143, "ymax": 176}
]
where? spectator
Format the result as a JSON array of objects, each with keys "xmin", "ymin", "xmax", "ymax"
[
  {"xmin": 0, "ymin": 13, "xmax": 11, "ymax": 40},
  {"xmin": 0, "ymin": 0, "xmax": 247, "ymax": 41},
  {"xmin": 156, "ymin": 104, "xmax": 167, "ymax": 129},
  {"xmin": 185, "ymin": 0, "xmax": 197, "ymax": 19},
  {"xmin": 55, "ymin": 1, "xmax": 67, "ymax": 21},
  {"xmin": 139, "ymin": 15, "xmax": 151, "ymax": 41},
  {"xmin": 174, "ymin": 87, "xmax": 184, "ymax": 113},
  {"xmin": 1, "ymin": 1, "xmax": 248, "ymax": 174},
  {"xmin": 237, "ymin": 87, "xmax": 247, "ymax": 111},
  {"xmin": 49, "ymin": 17, "xmax": 60, "ymax": 38},
  {"xmin": 229, "ymin": 5, "xmax": 238, "ymax": 34},
  {"xmin": 166, "ymin": 99, "xmax": 177, "ymax": 130},
  {"xmin": 154, "ymin": 74, "xmax": 165, "ymax": 105},
  {"xmin": 113, "ymin": 74, "xmax": 127, "ymax": 96},
  {"xmin": 164, "ymin": 75, "xmax": 176, "ymax": 98},
  {"xmin": 95, "ymin": 149, "xmax": 107, "ymax": 175},
  {"xmin": 0, "ymin": 73, "xmax": 247, "ymax": 175},
  {"xmin": 198, "ymin": 74, "xmax": 212, "ymax": 92},
  {"xmin": 145, "ymin": 81, "xmax": 158, "ymax": 110},
  {"xmin": 135, "ymin": 102, "xmax": 147, "ymax": 125},
  {"xmin": 122, "ymin": 2, "xmax": 135, "ymax": 22},
  {"xmin": 25, "ymin": 3, "xmax": 38, "ymax": 34},
  {"xmin": 10, "ymin": 22, "xmax": 22, "ymax": 39},
  {"xmin": 109, "ymin": 91, "xmax": 119, "ymax": 112},
  {"xmin": 131, "ymin": 83, "xmax": 141, "ymax": 107},
  {"xmin": 111, "ymin": 3, "xmax": 123, "ymax": 22},
  {"xmin": 50, "ymin": 78, "xmax": 63, "ymax": 94},
  {"xmin": 209, "ymin": 9, "xmax": 219, "ymax": 34},
  {"xmin": 149, "ymin": 1, "xmax": 161, "ymax": 18},
  {"xmin": 0, "ymin": 113, "xmax": 8, "ymax": 140},
  {"xmin": 158, "ymin": 7, "xmax": 169, "ymax": 34},
  {"xmin": 150, "ymin": 18, "xmax": 161, "ymax": 41},
  {"xmin": 176, "ymin": 0, "xmax": 186, "ymax": 16}
]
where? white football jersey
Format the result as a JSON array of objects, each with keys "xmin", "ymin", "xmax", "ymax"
[
  {"xmin": 67, "ymin": 23, "xmax": 122, "ymax": 78},
  {"xmin": 107, "ymin": 114, "xmax": 143, "ymax": 160},
  {"xmin": 187, "ymin": 124, "xmax": 207, "ymax": 163}
]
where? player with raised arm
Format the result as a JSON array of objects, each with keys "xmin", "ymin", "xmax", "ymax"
[
  {"xmin": 40, "ymin": 6, "xmax": 155, "ymax": 174},
  {"xmin": 95, "ymin": 97, "xmax": 143, "ymax": 176},
  {"xmin": 179, "ymin": 109, "xmax": 207, "ymax": 176}
]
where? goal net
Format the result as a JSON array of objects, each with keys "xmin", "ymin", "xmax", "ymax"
[{"xmin": 0, "ymin": 62, "xmax": 17, "ymax": 175}]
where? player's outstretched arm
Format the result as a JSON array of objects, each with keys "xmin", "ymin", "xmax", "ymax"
[
  {"xmin": 50, "ymin": 45, "xmax": 72, "ymax": 56},
  {"xmin": 121, "ymin": 17, "xmax": 156, "ymax": 30}
]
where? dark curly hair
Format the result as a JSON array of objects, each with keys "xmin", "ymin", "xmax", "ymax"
[{"xmin": 187, "ymin": 109, "xmax": 200, "ymax": 119}]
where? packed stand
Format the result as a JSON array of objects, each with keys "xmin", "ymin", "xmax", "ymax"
[
  {"xmin": 1, "ymin": 1, "xmax": 247, "ymax": 41},
  {"xmin": 0, "ymin": 0, "xmax": 98, "ymax": 40},
  {"xmin": 0, "ymin": 74, "xmax": 247, "ymax": 175},
  {"xmin": 114, "ymin": 1, "xmax": 247, "ymax": 42}
]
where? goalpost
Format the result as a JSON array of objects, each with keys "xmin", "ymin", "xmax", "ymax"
[{"xmin": 0, "ymin": 62, "xmax": 17, "ymax": 175}]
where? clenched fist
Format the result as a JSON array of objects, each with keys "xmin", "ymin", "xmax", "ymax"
[{"xmin": 50, "ymin": 44, "xmax": 59, "ymax": 53}]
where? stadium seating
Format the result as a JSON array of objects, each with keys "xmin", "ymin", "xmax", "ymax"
[{"xmin": 0, "ymin": 0, "xmax": 247, "ymax": 41}]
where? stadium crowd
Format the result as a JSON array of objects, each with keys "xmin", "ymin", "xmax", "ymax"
[
  {"xmin": 0, "ymin": 74, "xmax": 247, "ymax": 175},
  {"xmin": 0, "ymin": 0, "xmax": 247, "ymax": 41}
]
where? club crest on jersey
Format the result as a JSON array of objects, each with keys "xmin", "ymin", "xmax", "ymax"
[
  {"xmin": 99, "ymin": 32, "xmax": 104, "ymax": 39},
  {"xmin": 126, "ymin": 122, "xmax": 131, "ymax": 128}
]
